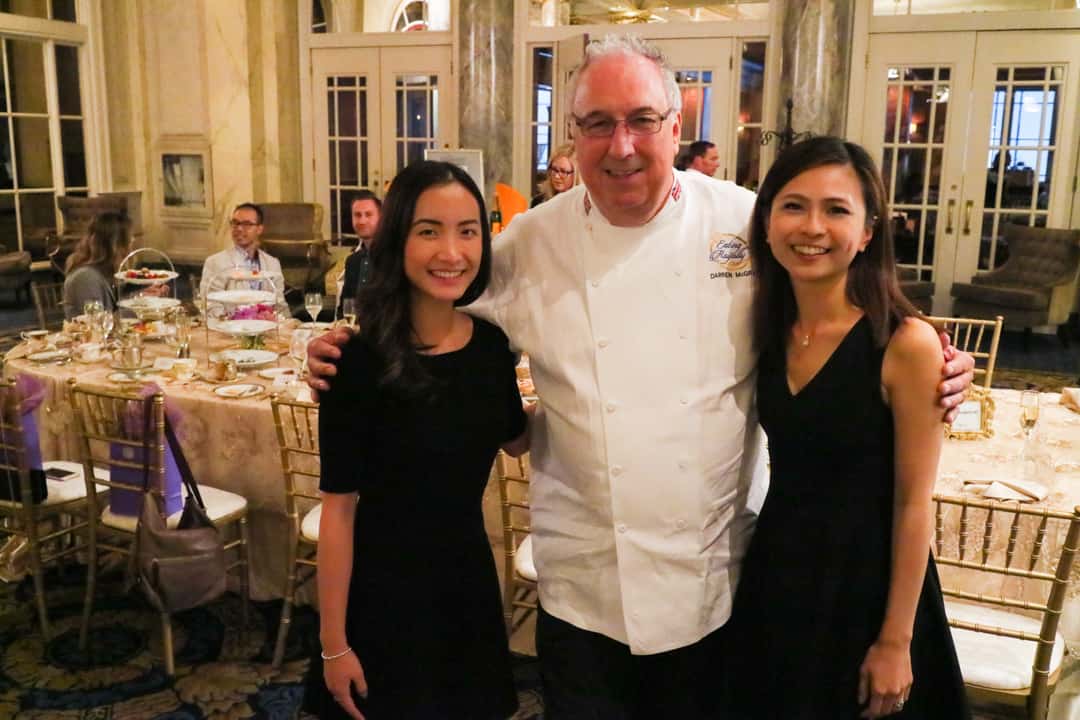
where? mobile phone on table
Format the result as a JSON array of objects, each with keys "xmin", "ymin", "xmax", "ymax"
[{"xmin": 45, "ymin": 467, "xmax": 77, "ymax": 480}]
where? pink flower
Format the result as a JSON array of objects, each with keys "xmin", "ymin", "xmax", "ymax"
[{"xmin": 229, "ymin": 303, "xmax": 276, "ymax": 321}]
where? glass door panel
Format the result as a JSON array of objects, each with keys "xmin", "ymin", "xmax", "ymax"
[{"xmin": 863, "ymin": 33, "xmax": 975, "ymax": 312}]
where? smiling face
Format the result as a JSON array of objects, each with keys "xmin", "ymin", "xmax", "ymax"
[
  {"xmin": 548, "ymin": 156, "xmax": 576, "ymax": 194},
  {"xmin": 765, "ymin": 163, "xmax": 873, "ymax": 288},
  {"xmin": 230, "ymin": 207, "xmax": 263, "ymax": 252},
  {"xmin": 403, "ymin": 182, "xmax": 483, "ymax": 307},
  {"xmin": 571, "ymin": 52, "xmax": 680, "ymax": 227}
]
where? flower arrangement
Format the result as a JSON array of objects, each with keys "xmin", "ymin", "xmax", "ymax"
[{"xmin": 229, "ymin": 304, "xmax": 276, "ymax": 321}]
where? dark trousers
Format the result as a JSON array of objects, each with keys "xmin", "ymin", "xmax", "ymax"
[{"xmin": 536, "ymin": 605, "xmax": 730, "ymax": 720}]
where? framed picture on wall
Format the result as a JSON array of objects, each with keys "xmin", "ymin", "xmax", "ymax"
[
  {"xmin": 158, "ymin": 137, "xmax": 213, "ymax": 219},
  {"xmin": 424, "ymin": 149, "xmax": 485, "ymax": 200}
]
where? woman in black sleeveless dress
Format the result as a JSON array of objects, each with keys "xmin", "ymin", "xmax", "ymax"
[
  {"xmin": 727, "ymin": 137, "xmax": 969, "ymax": 719},
  {"xmin": 305, "ymin": 162, "xmax": 530, "ymax": 720}
]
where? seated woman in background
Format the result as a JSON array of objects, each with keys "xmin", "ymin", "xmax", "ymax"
[
  {"xmin": 530, "ymin": 143, "xmax": 576, "ymax": 208},
  {"xmin": 62, "ymin": 211, "xmax": 131, "ymax": 318}
]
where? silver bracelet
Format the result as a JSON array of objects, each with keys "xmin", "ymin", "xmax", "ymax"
[{"xmin": 320, "ymin": 646, "xmax": 353, "ymax": 661}]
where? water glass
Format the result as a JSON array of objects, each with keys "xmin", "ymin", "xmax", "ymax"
[{"xmin": 340, "ymin": 298, "xmax": 358, "ymax": 329}]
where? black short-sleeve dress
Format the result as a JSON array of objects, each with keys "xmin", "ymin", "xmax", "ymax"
[{"xmin": 304, "ymin": 317, "xmax": 526, "ymax": 720}]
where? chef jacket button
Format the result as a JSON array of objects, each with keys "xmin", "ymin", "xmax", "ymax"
[
  {"xmin": 598, "ymin": 338, "xmax": 610, "ymax": 348},
  {"xmin": 677, "ymin": 459, "xmax": 688, "ymax": 470},
  {"xmin": 674, "ymin": 269, "xmax": 682, "ymax": 277},
  {"xmin": 617, "ymin": 524, "xmax": 627, "ymax": 534},
  {"xmin": 676, "ymin": 519, "xmax": 687, "ymax": 530},
  {"xmin": 606, "ymin": 402, "xmax": 616, "ymax": 413},
  {"xmin": 680, "ymin": 397, "xmax": 689, "ymax": 405},
  {"xmin": 679, "ymin": 331, "xmax": 688, "ymax": 340},
  {"xmin": 591, "ymin": 279, "xmax": 599, "ymax": 288},
  {"xmin": 611, "ymin": 465, "xmax": 623, "ymax": 477}
]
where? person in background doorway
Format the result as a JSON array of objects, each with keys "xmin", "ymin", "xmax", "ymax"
[
  {"xmin": 683, "ymin": 140, "xmax": 720, "ymax": 177},
  {"xmin": 335, "ymin": 191, "xmax": 382, "ymax": 317},
  {"xmin": 530, "ymin": 144, "xmax": 577, "ymax": 208}
]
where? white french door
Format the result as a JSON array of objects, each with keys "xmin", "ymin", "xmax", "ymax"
[
  {"xmin": 311, "ymin": 45, "xmax": 455, "ymax": 242},
  {"xmin": 861, "ymin": 30, "xmax": 1080, "ymax": 314},
  {"xmin": 652, "ymin": 38, "xmax": 735, "ymax": 180}
]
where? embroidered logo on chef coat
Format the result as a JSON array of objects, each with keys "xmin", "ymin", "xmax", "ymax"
[{"xmin": 708, "ymin": 233, "xmax": 752, "ymax": 278}]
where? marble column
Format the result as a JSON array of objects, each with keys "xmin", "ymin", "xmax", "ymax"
[
  {"xmin": 457, "ymin": 0, "xmax": 514, "ymax": 206},
  {"xmin": 774, "ymin": 0, "xmax": 855, "ymax": 139}
]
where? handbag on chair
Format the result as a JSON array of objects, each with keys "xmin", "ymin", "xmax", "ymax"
[{"xmin": 133, "ymin": 397, "xmax": 226, "ymax": 613}]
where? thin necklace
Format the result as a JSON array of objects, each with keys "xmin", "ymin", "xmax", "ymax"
[{"xmin": 794, "ymin": 323, "xmax": 813, "ymax": 348}]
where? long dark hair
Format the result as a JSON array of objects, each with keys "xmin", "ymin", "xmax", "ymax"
[
  {"xmin": 65, "ymin": 211, "xmax": 131, "ymax": 275},
  {"xmin": 358, "ymin": 161, "xmax": 492, "ymax": 391},
  {"xmin": 750, "ymin": 136, "xmax": 919, "ymax": 356}
]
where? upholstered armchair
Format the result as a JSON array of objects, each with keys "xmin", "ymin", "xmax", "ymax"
[
  {"xmin": 256, "ymin": 203, "xmax": 333, "ymax": 298},
  {"xmin": 950, "ymin": 224, "xmax": 1080, "ymax": 343},
  {"xmin": 897, "ymin": 267, "xmax": 934, "ymax": 314}
]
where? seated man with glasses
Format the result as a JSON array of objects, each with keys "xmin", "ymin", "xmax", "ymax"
[{"xmin": 199, "ymin": 202, "xmax": 287, "ymax": 309}]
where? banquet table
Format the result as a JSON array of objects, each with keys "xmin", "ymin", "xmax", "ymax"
[
  {"xmin": 935, "ymin": 388, "xmax": 1080, "ymax": 645},
  {"xmin": 4, "ymin": 321, "xmax": 315, "ymax": 601}
]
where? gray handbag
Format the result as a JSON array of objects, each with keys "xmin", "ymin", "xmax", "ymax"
[{"xmin": 133, "ymin": 398, "xmax": 227, "ymax": 613}]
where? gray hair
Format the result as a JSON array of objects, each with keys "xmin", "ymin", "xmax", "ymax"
[{"xmin": 564, "ymin": 34, "xmax": 682, "ymax": 117}]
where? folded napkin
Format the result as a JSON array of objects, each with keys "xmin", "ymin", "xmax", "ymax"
[
  {"xmin": 1061, "ymin": 387, "xmax": 1080, "ymax": 414},
  {"xmin": 964, "ymin": 477, "xmax": 1048, "ymax": 502}
]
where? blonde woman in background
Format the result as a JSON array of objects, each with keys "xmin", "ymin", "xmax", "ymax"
[
  {"xmin": 62, "ymin": 211, "xmax": 131, "ymax": 318},
  {"xmin": 530, "ymin": 143, "xmax": 577, "ymax": 208}
]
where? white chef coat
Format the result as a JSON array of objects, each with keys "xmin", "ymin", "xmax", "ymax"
[{"xmin": 469, "ymin": 170, "xmax": 766, "ymax": 654}]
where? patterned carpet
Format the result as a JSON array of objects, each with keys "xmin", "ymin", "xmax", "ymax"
[{"xmin": 0, "ymin": 567, "xmax": 544, "ymax": 719}]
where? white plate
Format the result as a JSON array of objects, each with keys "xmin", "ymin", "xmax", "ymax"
[
  {"xmin": 210, "ymin": 349, "xmax": 278, "ymax": 369},
  {"xmin": 206, "ymin": 289, "xmax": 275, "ymax": 306},
  {"xmin": 213, "ymin": 319, "xmax": 277, "ymax": 336},
  {"xmin": 115, "ymin": 269, "xmax": 179, "ymax": 285},
  {"xmin": 107, "ymin": 372, "xmax": 142, "ymax": 384},
  {"xmin": 27, "ymin": 349, "xmax": 70, "ymax": 363},
  {"xmin": 108, "ymin": 359, "xmax": 153, "ymax": 372},
  {"xmin": 214, "ymin": 383, "xmax": 265, "ymax": 399},
  {"xmin": 258, "ymin": 367, "xmax": 298, "ymax": 380},
  {"xmin": 117, "ymin": 296, "xmax": 182, "ymax": 312}
]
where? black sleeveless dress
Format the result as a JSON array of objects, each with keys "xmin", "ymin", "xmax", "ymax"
[{"xmin": 727, "ymin": 316, "xmax": 970, "ymax": 719}]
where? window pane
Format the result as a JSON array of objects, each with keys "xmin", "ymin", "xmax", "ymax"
[
  {"xmin": 338, "ymin": 140, "xmax": 358, "ymax": 185},
  {"xmin": 884, "ymin": 85, "xmax": 898, "ymax": 143},
  {"xmin": 532, "ymin": 47, "xmax": 552, "ymax": 123},
  {"xmin": 20, "ymin": 192, "xmax": 55, "ymax": 262},
  {"xmin": 406, "ymin": 89, "xmax": 428, "ymax": 138},
  {"xmin": 51, "ymin": 0, "xmax": 75, "ymax": 21},
  {"xmin": 13, "ymin": 117, "xmax": 52, "ymax": 188},
  {"xmin": 739, "ymin": 42, "xmax": 765, "ymax": 124},
  {"xmin": 337, "ymin": 90, "xmax": 357, "ymax": 137},
  {"xmin": 680, "ymin": 86, "xmax": 700, "ymax": 142},
  {"xmin": 55, "ymin": 45, "xmax": 81, "ymax": 116},
  {"xmin": 736, "ymin": 126, "xmax": 761, "ymax": 190},
  {"xmin": 60, "ymin": 118, "xmax": 85, "ymax": 187},
  {"xmin": 6, "ymin": 39, "xmax": 47, "ymax": 115},
  {"xmin": 407, "ymin": 141, "xmax": 427, "ymax": 166},
  {"xmin": 893, "ymin": 210, "xmax": 920, "ymax": 265},
  {"xmin": 894, "ymin": 148, "xmax": 926, "ymax": 204},
  {"xmin": 898, "ymin": 85, "xmax": 932, "ymax": 144},
  {"xmin": 0, "ymin": 0, "xmax": 48, "ymax": 19},
  {"xmin": 0, "ymin": 195, "xmax": 13, "ymax": 252},
  {"xmin": 0, "ymin": 118, "xmax": 12, "ymax": 190}
]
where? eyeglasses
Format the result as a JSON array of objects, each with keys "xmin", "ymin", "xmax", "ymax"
[
  {"xmin": 571, "ymin": 109, "xmax": 673, "ymax": 138},
  {"xmin": 230, "ymin": 220, "xmax": 260, "ymax": 229},
  {"xmin": 549, "ymin": 167, "xmax": 575, "ymax": 178}
]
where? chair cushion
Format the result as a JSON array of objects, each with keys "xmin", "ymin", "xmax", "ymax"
[
  {"xmin": 103, "ymin": 483, "xmax": 247, "ymax": 533},
  {"xmin": 950, "ymin": 281, "xmax": 1050, "ymax": 311},
  {"xmin": 41, "ymin": 461, "xmax": 110, "ymax": 504},
  {"xmin": 945, "ymin": 600, "xmax": 1066, "ymax": 691},
  {"xmin": 514, "ymin": 534, "xmax": 537, "ymax": 582},
  {"xmin": 300, "ymin": 503, "xmax": 321, "ymax": 543}
]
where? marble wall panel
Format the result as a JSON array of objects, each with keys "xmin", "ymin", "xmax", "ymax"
[{"xmin": 457, "ymin": 0, "xmax": 514, "ymax": 206}]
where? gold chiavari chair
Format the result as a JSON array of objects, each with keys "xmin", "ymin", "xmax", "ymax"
[
  {"xmin": 932, "ymin": 494, "xmax": 1080, "ymax": 720},
  {"xmin": 31, "ymin": 282, "xmax": 65, "ymax": 331},
  {"xmin": 0, "ymin": 380, "xmax": 91, "ymax": 639},
  {"xmin": 927, "ymin": 315, "xmax": 1003, "ymax": 391},
  {"xmin": 495, "ymin": 451, "xmax": 536, "ymax": 638},
  {"xmin": 269, "ymin": 394, "xmax": 322, "ymax": 669},
  {"xmin": 70, "ymin": 381, "xmax": 250, "ymax": 676}
]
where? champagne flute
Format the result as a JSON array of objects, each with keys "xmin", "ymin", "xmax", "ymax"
[
  {"xmin": 1019, "ymin": 390, "xmax": 1040, "ymax": 440},
  {"xmin": 341, "ymin": 298, "xmax": 358, "ymax": 329},
  {"xmin": 304, "ymin": 292, "xmax": 323, "ymax": 323}
]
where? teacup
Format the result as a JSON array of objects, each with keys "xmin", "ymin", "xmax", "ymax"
[
  {"xmin": 115, "ymin": 344, "xmax": 143, "ymax": 370},
  {"xmin": 20, "ymin": 330, "xmax": 48, "ymax": 350},
  {"xmin": 211, "ymin": 358, "xmax": 238, "ymax": 382},
  {"xmin": 172, "ymin": 358, "xmax": 196, "ymax": 381},
  {"xmin": 75, "ymin": 342, "xmax": 104, "ymax": 363}
]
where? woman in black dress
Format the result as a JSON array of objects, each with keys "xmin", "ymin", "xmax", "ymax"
[
  {"xmin": 306, "ymin": 161, "xmax": 531, "ymax": 720},
  {"xmin": 728, "ymin": 138, "xmax": 969, "ymax": 719}
]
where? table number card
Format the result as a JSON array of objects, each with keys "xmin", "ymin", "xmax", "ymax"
[{"xmin": 945, "ymin": 387, "xmax": 995, "ymax": 440}]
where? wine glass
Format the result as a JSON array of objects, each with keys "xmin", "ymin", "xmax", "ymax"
[
  {"xmin": 341, "ymin": 298, "xmax": 358, "ymax": 329},
  {"xmin": 1019, "ymin": 390, "xmax": 1040, "ymax": 440},
  {"xmin": 304, "ymin": 292, "xmax": 323, "ymax": 323}
]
